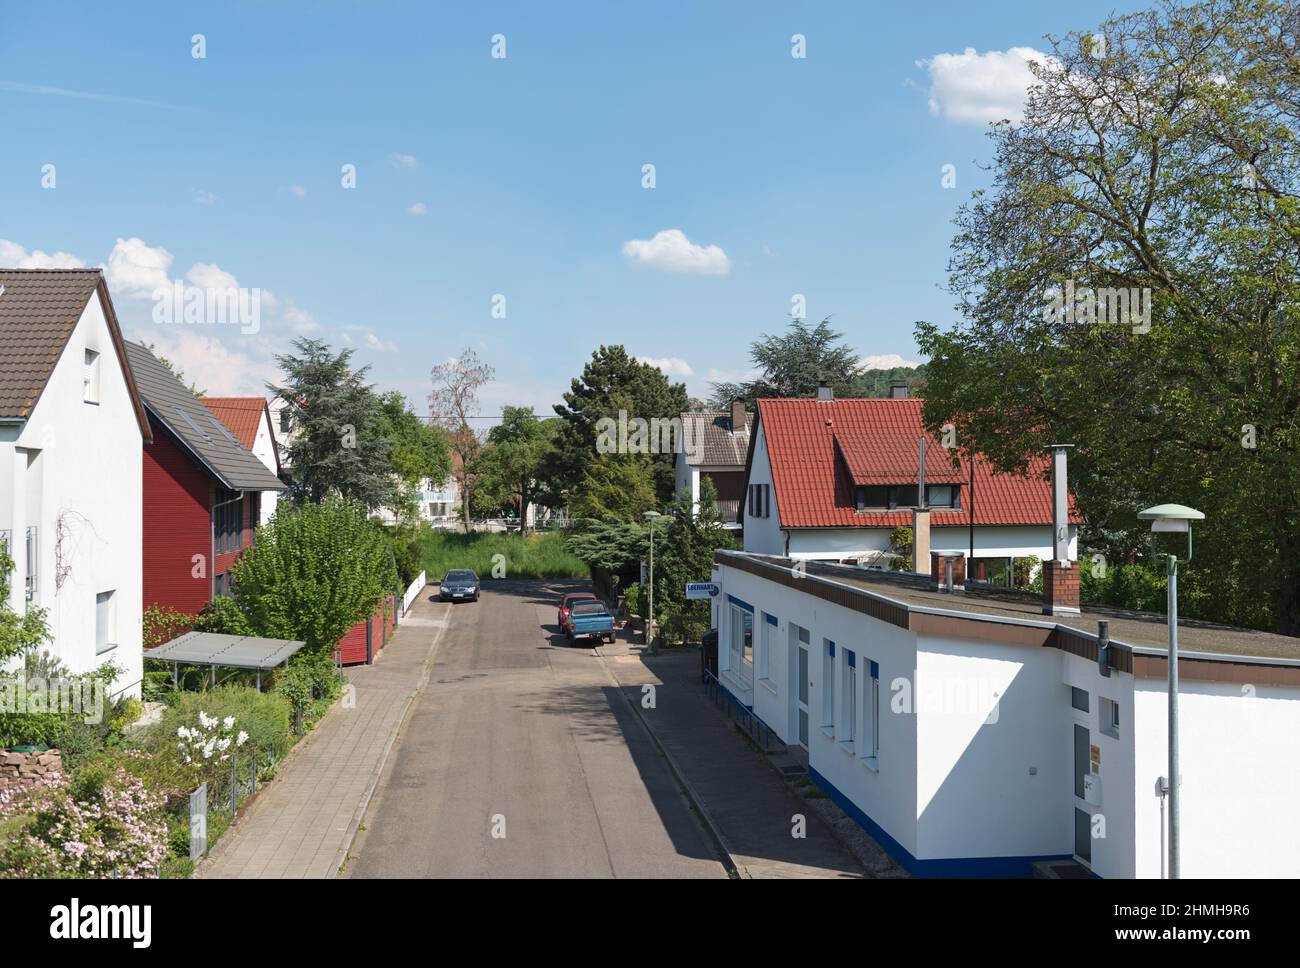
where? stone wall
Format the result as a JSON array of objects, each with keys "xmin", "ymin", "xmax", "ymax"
[{"xmin": 0, "ymin": 749, "xmax": 63, "ymax": 793}]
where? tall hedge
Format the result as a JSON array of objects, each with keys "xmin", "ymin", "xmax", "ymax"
[{"xmin": 231, "ymin": 497, "xmax": 397, "ymax": 654}]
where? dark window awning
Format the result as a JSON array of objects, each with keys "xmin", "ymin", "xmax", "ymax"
[{"xmin": 147, "ymin": 632, "xmax": 306, "ymax": 670}]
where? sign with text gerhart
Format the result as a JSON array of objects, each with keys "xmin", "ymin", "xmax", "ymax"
[{"xmin": 685, "ymin": 582, "xmax": 720, "ymax": 600}]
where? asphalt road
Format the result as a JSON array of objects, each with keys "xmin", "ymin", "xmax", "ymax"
[{"xmin": 346, "ymin": 579, "xmax": 728, "ymax": 878}]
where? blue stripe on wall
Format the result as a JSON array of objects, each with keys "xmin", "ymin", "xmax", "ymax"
[
  {"xmin": 764, "ymin": 612, "xmax": 778, "ymax": 626},
  {"xmin": 807, "ymin": 767, "xmax": 1079, "ymax": 878},
  {"xmin": 727, "ymin": 594, "xmax": 754, "ymax": 613}
]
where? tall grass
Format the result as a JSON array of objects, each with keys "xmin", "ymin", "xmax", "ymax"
[{"xmin": 419, "ymin": 530, "xmax": 589, "ymax": 580}]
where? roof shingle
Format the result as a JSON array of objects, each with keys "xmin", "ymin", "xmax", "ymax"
[
  {"xmin": 755, "ymin": 397, "xmax": 1082, "ymax": 529},
  {"xmin": 680, "ymin": 410, "xmax": 752, "ymax": 466}
]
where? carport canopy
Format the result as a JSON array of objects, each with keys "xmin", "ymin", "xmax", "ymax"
[{"xmin": 147, "ymin": 632, "xmax": 307, "ymax": 688}]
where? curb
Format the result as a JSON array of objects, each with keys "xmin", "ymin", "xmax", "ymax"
[{"xmin": 597, "ymin": 653, "xmax": 743, "ymax": 879}]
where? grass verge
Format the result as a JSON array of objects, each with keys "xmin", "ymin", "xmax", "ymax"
[{"xmin": 419, "ymin": 530, "xmax": 589, "ymax": 580}]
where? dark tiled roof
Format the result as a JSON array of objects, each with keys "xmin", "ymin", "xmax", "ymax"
[
  {"xmin": 680, "ymin": 410, "xmax": 752, "ymax": 466},
  {"xmin": 0, "ymin": 269, "xmax": 96, "ymax": 418},
  {"xmin": 753, "ymin": 397, "xmax": 1083, "ymax": 529},
  {"xmin": 125, "ymin": 342, "xmax": 285, "ymax": 492},
  {"xmin": 0, "ymin": 268, "xmax": 152, "ymax": 439}
]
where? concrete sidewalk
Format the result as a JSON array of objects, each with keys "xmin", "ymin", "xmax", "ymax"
[
  {"xmin": 598, "ymin": 644, "xmax": 867, "ymax": 879},
  {"xmin": 196, "ymin": 591, "xmax": 449, "ymax": 879}
]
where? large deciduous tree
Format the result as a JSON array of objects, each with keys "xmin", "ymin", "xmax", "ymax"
[
  {"xmin": 376, "ymin": 390, "xmax": 452, "ymax": 522},
  {"xmin": 474, "ymin": 406, "xmax": 561, "ymax": 530},
  {"xmin": 916, "ymin": 0, "xmax": 1300, "ymax": 633},
  {"xmin": 429, "ymin": 348, "xmax": 495, "ymax": 532}
]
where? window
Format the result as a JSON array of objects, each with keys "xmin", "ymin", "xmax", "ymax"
[
  {"xmin": 95, "ymin": 590, "xmax": 116, "ymax": 654},
  {"xmin": 213, "ymin": 489, "xmax": 244, "ymax": 554},
  {"xmin": 1071, "ymin": 686, "xmax": 1090, "ymax": 713},
  {"xmin": 748, "ymin": 483, "xmax": 771, "ymax": 519},
  {"xmin": 865, "ymin": 659, "xmax": 880, "ymax": 763},
  {"xmin": 927, "ymin": 484, "xmax": 955, "ymax": 508},
  {"xmin": 728, "ymin": 602, "xmax": 753, "ymax": 684},
  {"xmin": 279, "ymin": 408, "xmax": 292, "ymax": 434},
  {"xmin": 758, "ymin": 613, "xmax": 775, "ymax": 681},
  {"xmin": 83, "ymin": 349, "xmax": 101, "ymax": 404},
  {"xmin": 821, "ymin": 640, "xmax": 835, "ymax": 728},
  {"xmin": 842, "ymin": 650, "xmax": 857, "ymax": 749},
  {"xmin": 1100, "ymin": 697, "xmax": 1120, "ymax": 739},
  {"xmin": 854, "ymin": 485, "xmax": 889, "ymax": 510}
]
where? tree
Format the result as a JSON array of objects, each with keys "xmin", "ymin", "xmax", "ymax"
[
  {"xmin": 0, "ymin": 549, "xmax": 50, "ymax": 661},
  {"xmin": 270, "ymin": 339, "xmax": 398, "ymax": 510},
  {"xmin": 915, "ymin": 0, "xmax": 1300, "ymax": 633},
  {"xmin": 551, "ymin": 345, "xmax": 689, "ymax": 504},
  {"xmin": 649, "ymin": 477, "xmax": 736, "ymax": 644},
  {"xmin": 429, "ymin": 348, "xmax": 494, "ymax": 532},
  {"xmin": 376, "ymin": 390, "xmax": 452, "ymax": 522},
  {"xmin": 475, "ymin": 406, "xmax": 561, "ymax": 530},
  {"xmin": 708, "ymin": 318, "xmax": 861, "ymax": 405},
  {"xmin": 231, "ymin": 497, "xmax": 398, "ymax": 655},
  {"xmin": 567, "ymin": 456, "xmax": 658, "ymax": 523}
]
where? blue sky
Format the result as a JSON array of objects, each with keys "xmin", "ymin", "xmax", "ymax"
[{"xmin": 0, "ymin": 0, "xmax": 1147, "ymax": 418}]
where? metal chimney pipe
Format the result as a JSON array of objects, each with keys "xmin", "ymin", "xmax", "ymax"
[
  {"xmin": 918, "ymin": 437, "xmax": 927, "ymax": 509},
  {"xmin": 1049, "ymin": 445, "xmax": 1074, "ymax": 562}
]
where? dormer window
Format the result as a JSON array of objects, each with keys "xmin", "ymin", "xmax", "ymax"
[
  {"xmin": 83, "ymin": 349, "xmax": 101, "ymax": 404},
  {"xmin": 854, "ymin": 484, "xmax": 959, "ymax": 511}
]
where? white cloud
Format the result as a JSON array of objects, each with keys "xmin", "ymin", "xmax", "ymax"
[
  {"xmin": 916, "ymin": 47, "xmax": 1049, "ymax": 124},
  {"xmin": 858, "ymin": 353, "xmax": 920, "ymax": 370},
  {"xmin": 281, "ymin": 304, "xmax": 318, "ymax": 334},
  {"xmin": 133, "ymin": 326, "xmax": 282, "ymax": 397},
  {"xmin": 622, "ymin": 229, "xmax": 730, "ymax": 275},
  {"xmin": 637, "ymin": 355, "xmax": 694, "ymax": 378},
  {"xmin": 365, "ymin": 333, "xmax": 397, "ymax": 352},
  {"xmin": 186, "ymin": 262, "xmax": 240, "ymax": 291},
  {"xmin": 390, "ymin": 153, "xmax": 418, "ymax": 170},
  {"xmin": 407, "ymin": 202, "xmax": 428, "ymax": 216},
  {"xmin": 106, "ymin": 237, "xmax": 173, "ymax": 298},
  {"xmin": 289, "ymin": 185, "xmax": 306, "ymax": 197},
  {"xmin": 0, "ymin": 239, "xmax": 86, "ymax": 269},
  {"xmin": 193, "ymin": 190, "xmax": 220, "ymax": 205}
]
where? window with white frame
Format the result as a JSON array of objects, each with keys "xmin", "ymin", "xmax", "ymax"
[
  {"xmin": 83, "ymin": 348, "xmax": 101, "ymax": 404},
  {"xmin": 821, "ymin": 639, "xmax": 835, "ymax": 728},
  {"xmin": 1100, "ymin": 697, "xmax": 1120, "ymax": 739},
  {"xmin": 95, "ymin": 590, "xmax": 116, "ymax": 654},
  {"xmin": 864, "ymin": 658, "xmax": 880, "ymax": 764},
  {"xmin": 842, "ymin": 649, "xmax": 857, "ymax": 749},
  {"xmin": 728, "ymin": 602, "xmax": 753, "ymax": 683},
  {"xmin": 758, "ymin": 613, "xmax": 774, "ymax": 681}
]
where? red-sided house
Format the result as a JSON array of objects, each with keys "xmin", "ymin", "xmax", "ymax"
[{"xmin": 124, "ymin": 343, "xmax": 286, "ymax": 618}]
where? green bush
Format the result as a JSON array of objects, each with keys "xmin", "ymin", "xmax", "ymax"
[
  {"xmin": 420, "ymin": 530, "xmax": 587, "ymax": 580},
  {"xmin": 154, "ymin": 686, "xmax": 291, "ymax": 758}
]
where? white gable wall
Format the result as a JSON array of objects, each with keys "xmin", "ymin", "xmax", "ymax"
[
  {"xmin": 1, "ymin": 292, "xmax": 143, "ymax": 695},
  {"xmin": 248, "ymin": 408, "xmax": 279, "ymax": 525},
  {"xmin": 741, "ymin": 421, "xmax": 784, "ymax": 555}
]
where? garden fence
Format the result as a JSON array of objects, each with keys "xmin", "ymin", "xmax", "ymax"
[{"xmin": 185, "ymin": 738, "xmax": 287, "ymax": 861}]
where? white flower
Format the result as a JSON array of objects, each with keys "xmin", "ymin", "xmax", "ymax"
[
  {"xmin": 236, "ymin": 731, "xmax": 249, "ymax": 747},
  {"xmin": 223, "ymin": 715, "xmax": 235, "ymax": 730}
]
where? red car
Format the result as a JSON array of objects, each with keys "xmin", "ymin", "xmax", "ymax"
[{"xmin": 558, "ymin": 592, "xmax": 598, "ymax": 634}]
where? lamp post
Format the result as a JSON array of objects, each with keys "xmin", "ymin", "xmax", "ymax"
[
  {"xmin": 1136, "ymin": 502, "xmax": 1204, "ymax": 880},
  {"xmin": 643, "ymin": 511, "xmax": 661, "ymax": 652}
]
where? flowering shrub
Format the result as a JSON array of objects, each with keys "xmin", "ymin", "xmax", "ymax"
[
  {"xmin": 175, "ymin": 711, "xmax": 249, "ymax": 777},
  {"xmin": 0, "ymin": 764, "xmax": 168, "ymax": 878}
]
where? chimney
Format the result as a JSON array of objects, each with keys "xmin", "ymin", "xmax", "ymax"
[
  {"xmin": 911, "ymin": 507, "xmax": 931, "ymax": 576},
  {"xmin": 1042, "ymin": 444, "xmax": 1080, "ymax": 615},
  {"xmin": 889, "ymin": 382, "xmax": 909, "ymax": 399},
  {"xmin": 730, "ymin": 398, "xmax": 747, "ymax": 435},
  {"xmin": 930, "ymin": 551, "xmax": 966, "ymax": 591},
  {"xmin": 816, "ymin": 382, "xmax": 833, "ymax": 402}
]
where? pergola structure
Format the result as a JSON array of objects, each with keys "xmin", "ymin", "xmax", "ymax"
[{"xmin": 147, "ymin": 632, "xmax": 307, "ymax": 690}]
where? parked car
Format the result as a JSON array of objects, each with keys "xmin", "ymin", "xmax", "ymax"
[
  {"xmin": 440, "ymin": 569, "xmax": 480, "ymax": 602},
  {"xmin": 567, "ymin": 600, "xmax": 615, "ymax": 644},
  {"xmin": 557, "ymin": 591, "xmax": 598, "ymax": 633}
]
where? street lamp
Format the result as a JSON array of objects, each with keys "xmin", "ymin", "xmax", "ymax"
[
  {"xmin": 643, "ymin": 511, "xmax": 661, "ymax": 652},
  {"xmin": 1136, "ymin": 502, "xmax": 1204, "ymax": 880}
]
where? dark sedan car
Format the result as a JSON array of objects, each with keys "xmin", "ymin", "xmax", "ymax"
[{"xmin": 439, "ymin": 569, "xmax": 480, "ymax": 602}]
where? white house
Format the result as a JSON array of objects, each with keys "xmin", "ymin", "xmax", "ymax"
[
  {"xmin": 201, "ymin": 397, "xmax": 283, "ymax": 525},
  {"xmin": 0, "ymin": 269, "xmax": 150, "ymax": 696},
  {"xmin": 710, "ymin": 546, "xmax": 1300, "ymax": 878},
  {"xmin": 740, "ymin": 391, "xmax": 1078, "ymax": 580},
  {"xmin": 674, "ymin": 400, "xmax": 750, "ymax": 529}
]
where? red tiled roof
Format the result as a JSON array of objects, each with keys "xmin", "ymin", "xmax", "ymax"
[
  {"xmin": 754, "ymin": 397, "xmax": 1082, "ymax": 529},
  {"xmin": 201, "ymin": 397, "xmax": 268, "ymax": 450}
]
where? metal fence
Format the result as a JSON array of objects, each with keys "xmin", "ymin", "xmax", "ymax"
[
  {"xmin": 703, "ymin": 668, "xmax": 783, "ymax": 753},
  {"xmin": 186, "ymin": 741, "xmax": 285, "ymax": 860}
]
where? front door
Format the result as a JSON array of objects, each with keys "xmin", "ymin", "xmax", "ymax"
[{"xmin": 1073, "ymin": 721, "xmax": 1092, "ymax": 863}]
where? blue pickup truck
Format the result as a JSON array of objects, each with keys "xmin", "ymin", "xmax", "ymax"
[{"xmin": 567, "ymin": 600, "xmax": 616, "ymax": 644}]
